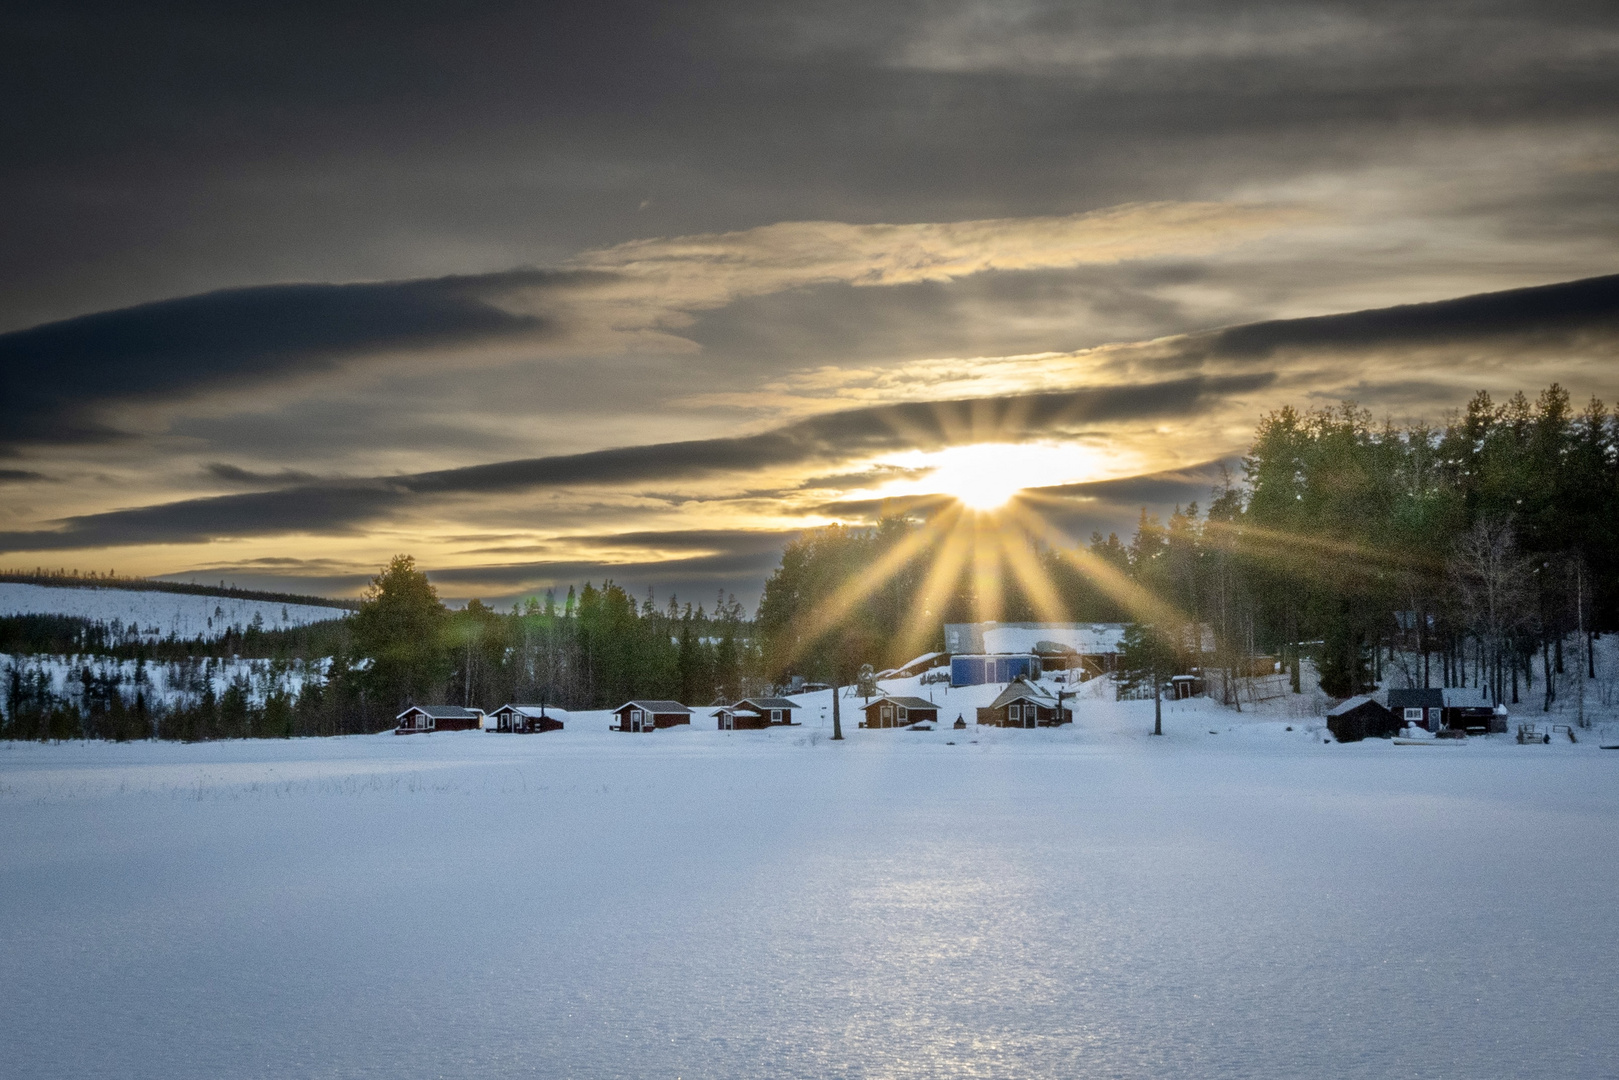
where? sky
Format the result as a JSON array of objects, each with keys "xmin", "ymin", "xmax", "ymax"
[{"xmin": 3, "ymin": 1, "xmax": 1618, "ymax": 609}]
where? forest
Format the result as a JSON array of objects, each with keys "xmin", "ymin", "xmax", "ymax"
[
  {"xmin": 756, "ymin": 385, "xmax": 1616, "ymax": 707},
  {"xmin": 3, "ymin": 384, "xmax": 1614, "ymax": 739}
]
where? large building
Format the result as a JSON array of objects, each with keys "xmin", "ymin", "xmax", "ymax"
[
  {"xmin": 945, "ymin": 621, "xmax": 1126, "ymax": 658},
  {"xmin": 943, "ymin": 622, "xmax": 1127, "ymax": 684}
]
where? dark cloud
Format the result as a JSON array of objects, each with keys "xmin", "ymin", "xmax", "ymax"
[
  {"xmin": 425, "ymin": 550, "xmax": 790, "ymax": 611},
  {"xmin": 0, "ymin": 270, "xmax": 561, "ymax": 447},
  {"xmin": 1206, "ymin": 272, "xmax": 1619, "ymax": 360},
  {"xmin": 204, "ymin": 463, "xmax": 322, "ymax": 486},
  {"xmin": 0, "ymin": 374, "xmax": 1271, "ymax": 553},
  {"xmin": 0, "ymin": 469, "xmax": 48, "ymax": 483},
  {"xmin": 5, "ymin": 2, "xmax": 1618, "ymax": 331},
  {"xmin": 1024, "ymin": 459, "xmax": 1242, "ymax": 541}
]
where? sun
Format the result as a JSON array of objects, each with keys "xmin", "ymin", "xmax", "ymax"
[{"xmin": 876, "ymin": 442, "xmax": 1112, "ymax": 512}]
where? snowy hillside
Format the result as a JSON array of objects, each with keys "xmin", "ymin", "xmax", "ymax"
[{"xmin": 0, "ymin": 583, "xmax": 349, "ymax": 641}]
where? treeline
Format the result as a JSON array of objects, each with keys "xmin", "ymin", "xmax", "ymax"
[
  {"xmin": 357, "ymin": 556, "xmax": 760, "ymax": 713},
  {"xmin": 759, "ymin": 385, "xmax": 1616, "ymax": 710},
  {"xmin": 0, "ymin": 568, "xmax": 361, "ymax": 610},
  {"xmin": 4, "ymin": 656, "xmax": 375, "ymax": 741},
  {"xmin": 2, "ymin": 557, "xmax": 765, "ymax": 740}
]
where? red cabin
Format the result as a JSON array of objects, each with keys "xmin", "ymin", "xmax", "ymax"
[
  {"xmin": 612, "ymin": 700, "xmax": 692, "ymax": 732},
  {"xmin": 488, "ymin": 704, "xmax": 565, "ymax": 733},
  {"xmin": 394, "ymin": 705, "xmax": 483, "ymax": 734},
  {"xmin": 861, "ymin": 695, "xmax": 939, "ymax": 729}
]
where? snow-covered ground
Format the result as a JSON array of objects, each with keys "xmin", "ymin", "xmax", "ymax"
[
  {"xmin": 0, "ymin": 582, "xmax": 349, "ymax": 641},
  {"xmin": 4, "ymin": 693, "xmax": 1617, "ymax": 1079}
]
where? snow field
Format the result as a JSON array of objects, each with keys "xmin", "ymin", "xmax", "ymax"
[
  {"xmin": 0, "ymin": 582, "xmax": 349, "ymax": 641},
  {"xmin": 3, "ymin": 698, "xmax": 1618, "ymax": 1080}
]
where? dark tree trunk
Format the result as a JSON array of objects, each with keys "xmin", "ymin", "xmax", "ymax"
[{"xmin": 1543, "ymin": 637, "xmax": 1555, "ymax": 712}]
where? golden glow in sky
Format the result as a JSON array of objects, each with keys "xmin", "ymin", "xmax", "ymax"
[{"xmin": 874, "ymin": 441, "xmax": 1121, "ymax": 511}]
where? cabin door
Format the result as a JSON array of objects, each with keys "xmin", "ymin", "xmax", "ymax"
[{"xmin": 1024, "ymin": 705, "xmax": 1036, "ymax": 729}]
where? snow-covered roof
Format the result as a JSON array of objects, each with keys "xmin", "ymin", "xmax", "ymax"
[
  {"xmin": 494, "ymin": 704, "xmax": 568, "ymax": 719},
  {"xmin": 398, "ymin": 705, "xmax": 482, "ymax": 720},
  {"xmin": 989, "ymin": 681, "xmax": 1059, "ymax": 710},
  {"xmin": 616, "ymin": 700, "xmax": 692, "ymax": 714},
  {"xmin": 1326, "ymin": 695, "xmax": 1386, "ymax": 717},
  {"xmin": 981, "ymin": 624, "xmax": 1127, "ymax": 655}
]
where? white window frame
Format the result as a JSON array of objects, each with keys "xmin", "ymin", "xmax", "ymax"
[
  {"xmin": 1008, "ymin": 704, "xmax": 1021, "ymax": 723},
  {"xmin": 1404, "ymin": 707, "xmax": 1423, "ymax": 723}
]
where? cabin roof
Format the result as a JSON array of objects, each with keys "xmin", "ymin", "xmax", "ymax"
[
  {"xmin": 988, "ymin": 681, "xmax": 1059, "ymax": 710},
  {"xmin": 615, "ymin": 700, "xmax": 692, "ymax": 714},
  {"xmin": 1387, "ymin": 687, "xmax": 1443, "ymax": 709},
  {"xmin": 870, "ymin": 695, "xmax": 937, "ymax": 710},
  {"xmin": 737, "ymin": 697, "xmax": 798, "ymax": 710},
  {"xmin": 1326, "ymin": 695, "xmax": 1390, "ymax": 717},
  {"xmin": 494, "ymin": 704, "xmax": 566, "ymax": 718},
  {"xmin": 397, "ymin": 705, "xmax": 482, "ymax": 720}
]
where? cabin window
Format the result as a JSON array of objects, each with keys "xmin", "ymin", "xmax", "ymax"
[
  {"xmin": 771, "ymin": 709, "xmax": 782, "ymax": 722},
  {"xmin": 1403, "ymin": 707, "xmax": 1423, "ymax": 723},
  {"xmin": 1008, "ymin": 704, "xmax": 1021, "ymax": 723},
  {"xmin": 897, "ymin": 707, "xmax": 908, "ymax": 722}
]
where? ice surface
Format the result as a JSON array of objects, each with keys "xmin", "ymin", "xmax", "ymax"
[
  {"xmin": 0, "ymin": 583, "xmax": 349, "ymax": 641},
  {"xmin": 4, "ymin": 694, "xmax": 1617, "ymax": 1079}
]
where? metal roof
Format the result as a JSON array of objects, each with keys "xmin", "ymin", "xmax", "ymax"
[
  {"xmin": 1387, "ymin": 688, "xmax": 1443, "ymax": 709},
  {"xmin": 615, "ymin": 700, "xmax": 693, "ymax": 714}
]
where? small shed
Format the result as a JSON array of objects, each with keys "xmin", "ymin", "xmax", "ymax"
[
  {"xmin": 1441, "ymin": 687, "xmax": 1505, "ymax": 733},
  {"xmin": 714, "ymin": 697, "xmax": 799, "ymax": 730},
  {"xmin": 395, "ymin": 705, "xmax": 483, "ymax": 734},
  {"xmin": 977, "ymin": 679, "xmax": 1073, "ymax": 728},
  {"xmin": 1169, "ymin": 674, "xmax": 1205, "ymax": 699},
  {"xmin": 1326, "ymin": 696, "xmax": 1400, "ymax": 742},
  {"xmin": 862, "ymin": 695, "xmax": 940, "ymax": 729},
  {"xmin": 950, "ymin": 653, "xmax": 1041, "ymax": 688},
  {"xmin": 612, "ymin": 700, "xmax": 692, "ymax": 732},
  {"xmin": 488, "ymin": 704, "xmax": 565, "ymax": 734}
]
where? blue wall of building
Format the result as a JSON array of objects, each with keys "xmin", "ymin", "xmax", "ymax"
[{"xmin": 950, "ymin": 654, "xmax": 1040, "ymax": 687}]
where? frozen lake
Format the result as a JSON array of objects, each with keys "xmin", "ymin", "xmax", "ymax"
[{"xmin": 3, "ymin": 709, "xmax": 1617, "ymax": 1079}]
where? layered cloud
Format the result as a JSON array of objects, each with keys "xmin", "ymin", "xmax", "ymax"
[{"xmin": 0, "ymin": 374, "xmax": 1272, "ymax": 553}]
